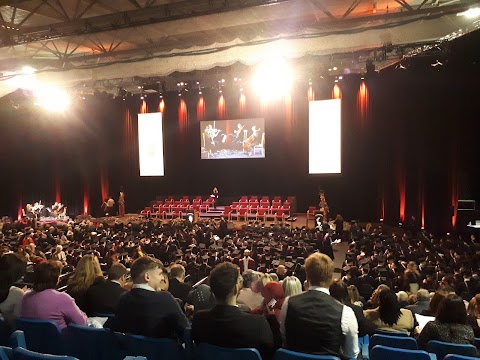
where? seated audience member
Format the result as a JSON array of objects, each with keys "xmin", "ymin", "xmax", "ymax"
[
  {"xmin": 168, "ymin": 264, "xmax": 192, "ymax": 303},
  {"xmin": 421, "ymin": 288, "xmax": 450, "ymax": 316},
  {"xmin": 364, "ymin": 289, "xmax": 415, "ymax": 334},
  {"xmin": 186, "ymin": 284, "xmax": 216, "ymax": 314},
  {"xmin": 237, "ymin": 270, "xmax": 263, "ymax": 310},
  {"xmin": 115, "ymin": 256, "xmax": 188, "ymax": 339},
  {"xmin": 66, "ymin": 254, "xmax": 104, "ymax": 312},
  {"xmin": 192, "ymin": 262, "xmax": 277, "ymax": 360},
  {"xmin": 467, "ymin": 294, "xmax": 480, "ymax": 337},
  {"xmin": 21, "ymin": 261, "xmax": 87, "ymax": 329},
  {"xmin": 347, "ymin": 285, "xmax": 364, "ymax": 308},
  {"xmin": 282, "ymin": 276, "xmax": 303, "ymax": 298},
  {"xmin": 397, "ymin": 291, "xmax": 409, "ymax": 308},
  {"xmin": 417, "ymin": 294, "xmax": 476, "ymax": 351},
  {"xmin": 406, "ymin": 289, "xmax": 430, "ymax": 315},
  {"xmin": 85, "ymin": 263, "xmax": 128, "ymax": 315},
  {"xmin": 276, "ymin": 265, "xmax": 287, "ymax": 281},
  {"xmin": 253, "ymin": 282, "xmax": 285, "ymax": 321},
  {"xmin": 0, "ymin": 254, "xmax": 27, "ymax": 328},
  {"xmin": 330, "ymin": 279, "xmax": 376, "ymax": 337},
  {"xmin": 280, "ymin": 253, "xmax": 359, "ymax": 359}
]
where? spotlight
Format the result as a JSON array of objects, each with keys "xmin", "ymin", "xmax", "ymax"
[
  {"xmin": 140, "ymin": 95, "xmax": 144, "ymax": 100},
  {"xmin": 458, "ymin": 7, "xmax": 480, "ymax": 18},
  {"xmin": 251, "ymin": 57, "xmax": 293, "ymax": 100},
  {"xmin": 34, "ymin": 87, "xmax": 70, "ymax": 112},
  {"xmin": 21, "ymin": 66, "xmax": 35, "ymax": 75}
]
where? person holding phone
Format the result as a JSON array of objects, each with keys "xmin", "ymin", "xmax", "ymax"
[{"xmin": 252, "ymin": 281, "xmax": 285, "ymax": 322}]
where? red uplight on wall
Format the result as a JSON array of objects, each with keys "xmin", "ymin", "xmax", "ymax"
[
  {"xmin": 83, "ymin": 187, "xmax": 89, "ymax": 215},
  {"xmin": 332, "ymin": 83, "xmax": 342, "ymax": 99},
  {"xmin": 197, "ymin": 96, "xmax": 205, "ymax": 121},
  {"xmin": 158, "ymin": 99, "xmax": 165, "ymax": 113}
]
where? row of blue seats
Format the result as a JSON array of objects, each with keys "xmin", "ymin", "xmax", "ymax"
[{"xmin": 360, "ymin": 331, "xmax": 480, "ymax": 360}]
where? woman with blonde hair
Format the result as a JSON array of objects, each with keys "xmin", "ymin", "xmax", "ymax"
[
  {"xmin": 282, "ymin": 276, "xmax": 303, "ymax": 297},
  {"xmin": 467, "ymin": 293, "xmax": 480, "ymax": 337},
  {"xmin": 347, "ymin": 285, "xmax": 364, "ymax": 308},
  {"xmin": 67, "ymin": 254, "xmax": 104, "ymax": 312}
]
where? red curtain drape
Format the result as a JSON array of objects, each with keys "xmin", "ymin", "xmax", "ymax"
[
  {"xmin": 83, "ymin": 184, "xmax": 89, "ymax": 215},
  {"xmin": 239, "ymin": 93, "xmax": 246, "ymax": 117},
  {"xmin": 332, "ymin": 84, "xmax": 342, "ymax": 99},
  {"xmin": 158, "ymin": 99, "xmax": 165, "ymax": 113},
  {"xmin": 55, "ymin": 178, "xmax": 61, "ymax": 203},
  {"xmin": 100, "ymin": 168, "xmax": 109, "ymax": 201},
  {"xmin": 398, "ymin": 156, "xmax": 406, "ymax": 223},
  {"xmin": 124, "ymin": 107, "xmax": 137, "ymax": 175},
  {"xmin": 197, "ymin": 96, "xmax": 205, "ymax": 121},
  {"xmin": 140, "ymin": 100, "xmax": 148, "ymax": 114},
  {"xmin": 451, "ymin": 154, "xmax": 459, "ymax": 229},
  {"xmin": 217, "ymin": 95, "xmax": 226, "ymax": 119},
  {"xmin": 308, "ymin": 85, "xmax": 315, "ymax": 102},
  {"xmin": 356, "ymin": 82, "xmax": 370, "ymax": 128},
  {"xmin": 178, "ymin": 99, "xmax": 188, "ymax": 133},
  {"xmin": 17, "ymin": 198, "xmax": 22, "ymax": 220}
]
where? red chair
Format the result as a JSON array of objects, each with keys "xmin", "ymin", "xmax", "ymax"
[
  {"xmin": 273, "ymin": 196, "xmax": 282, "ymax": 202},
  {"xmin": 234, "ymin": 208, "xmax": 248, "ymax": 221},
  {"xmin": 270, "ymin": 204, "xmax": 280, "ymax": 213},
  {"xmin": 274, "ymin": 210, "xmax": 286, "ymax": 223},
  {"xmin": 261, "ymin": 196, "xmax": 269, "ymax": 202},
  {"xmin": 250, "ymin": 196, "xmax": 258, "ymax": 202},
  {"xmin": 249, "ymin": 204, "xmax": 259, "ymax": 213},
  {"xmin": 260, "ymin": 199, "xmax": 270, "ymax": 207},
  {"xmin": 272, "ymin": 200, "xmax": 282, "ymax": 207},
  {"xmin": 307, "ymin": 206, "xmax": 316, "ymax": 218},
  {"xmin": 239, "ymin": 201, "xmax": 249, "ymax": 208},
  {"xmin": 240, "ymin": 196, "xmax": 248, "ymax": 202},
  {"xmin": 192, "ymin": 204, "xmax": 200, "ymax": 212},
  {"xmin": 154, "ymin": 207, "xmax": 166, "ymax": 219},
  {"xmin": 140, "ymin": 207, "xmax": 151, "ymax": 218},
  {"xmin": 220, "ymin": 206, "xmax": 232, "ymax": 220},
  {"xmin": 200, "ymin": 204, "xmax": 209, "ymax": 213},
  {"xmin": 256, "ymin": 208, "xmax": 268, "ymax": 221},
  {"xmin": 249, "ymin": 199, "xmax": 259, "ymax": 206},
  {"xmin": 281, "ymin": 205, "xmax": 291, "ymax": 217},
  {"xmin": 171, "ymin": 210, "xmax": 183, "ymax": 219}
]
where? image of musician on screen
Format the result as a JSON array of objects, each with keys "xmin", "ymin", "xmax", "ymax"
[
  {"xmin": 221, "ymin": 123, "xmax": 244, "ymax": 149},
  {"xmin": 243, "ymin": 126, "xmax": 261, "ymax": 156},
  {"xmin": 204, "ymin": 124, "xmax": 222, "ymax": 151}
]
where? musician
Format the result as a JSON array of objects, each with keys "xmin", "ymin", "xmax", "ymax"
[
  {"xmin": 318, "ymin": 191, "xmax": 329, "ymax": 221},
  {"xmin": 211, "ymin": 187, "xmax": 219, "ymax": 209},
  {"xmin": 222, "ymin": 123, "xmax": 245, "ymax": 149},
  {"xmin": 243, "ymin": 126, "xmax": 261, "ymax": 156},
  {"xmin": 118, "ymin": 191, "xmax": 125, "ymax": 217}
]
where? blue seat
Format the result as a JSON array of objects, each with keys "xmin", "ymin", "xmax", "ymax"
[
  {"xmin": 121, "ymin": 333, "xmax": 185, "ymax": 360},
  {"xmin": 0, "ymin": 347, "xmax": 13, "ymax": 360},
  {"xmin": 195, "ymin": 343, "xmax": 262, "ymax": 360},
  {"xmin": 0, "ymin": 317, "xmax": 12, "ymax": 347},
  {"xmin": 370, "ymin": 345, "xmax": 431, "ymax": 360},
  {"xmin": 374, "ymin": 330, "xmax": 409, "ymax": 337},
  {"xmin": 474, "ymin": 338, "xmax": 480, "ymax": 350},
  {"xmin": 12, "ymin": 348, "xmax": 77, "ymax": 360},
  {"xmin": 444, "ymin": 355, "xmax": 480, "ymax": 360},
  {"xmin": 15, "ymin": 318, "xmax": 65, "ymax": 355},
  {"xmin": 9, "ymin": 331, "xmax": 26, "ymax": 349},
  {"xmin": 369, "ymin": 334, "xmax": 417, "ymax": 354},
  {"xmin": 426, "ymin": 340, "xmax": 479, "ymax": 360},
  {"xmin": 273, "ymin": 348, "xmax": 340, "ymax": 360},
  {"xmin": 63, "ymin": 324, "xmax": 125, "ymax": 360},
  {"xmin": 90, "ymin": 314, "xmax": 117, "ymax": 329}
]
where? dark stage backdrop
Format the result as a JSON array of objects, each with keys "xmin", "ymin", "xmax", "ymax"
[{"xmin": 1, "ymin": 63, "xmax": 479, "ymax": 233}]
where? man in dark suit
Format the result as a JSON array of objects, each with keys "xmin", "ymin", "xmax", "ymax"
[
  {"xmin": 115, "ymin": 256, "xmax": 189, "ymax": 339},
  {"xmin": 192, "ymin": 262, "xmax": 276, "ymax": 359},
  {"xmin": 280, "ymin": 252, "xmax": 359, "ymax": 359},
  {"xmin": 85, "ymin": 263, "xmax": 128, "ymax": 315},
  {"xmin": 406, "ymin": 289, "xmax": 430, "ymax": 315},
  {"xmin": 168, "ymin": 264, "xmax": 192, "ymax": 303}
]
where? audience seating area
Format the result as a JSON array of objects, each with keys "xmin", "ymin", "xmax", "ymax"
[
  {"xmin": 6, "ymin": 317, "xmax": 480, "ymax": 360},
  {"xmin": 140, "ymin": 196, "xmax": 295, "ymax": 222}
]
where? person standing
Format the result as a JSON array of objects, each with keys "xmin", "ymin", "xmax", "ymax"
[
  {"xmin": 106, "ymin": 196, "xmax": 115, "ymax": 216},
  {"xmin": 118, "ymin": 191, "xmax": 125, "ymax": 217}
]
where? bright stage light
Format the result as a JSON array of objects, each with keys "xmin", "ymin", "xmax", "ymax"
[
  {"xmin": 251, "ymin": 57, "xmax": 293, "ymax": 100},
  {"xmin": 458, "ymin": 7, "xmax": 480, "ymax": 18},
  {"xmin": 21, "ymin": 66, "xmax": 36, "ymax": 75},
  {"xmin": 34, "ymin": 87, "xmax": 70, "ymax": 112}
]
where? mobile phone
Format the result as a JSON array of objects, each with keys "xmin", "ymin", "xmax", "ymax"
[{"xmin": 267, "ymin": 298, "xmax": 277, "ymax": 309}]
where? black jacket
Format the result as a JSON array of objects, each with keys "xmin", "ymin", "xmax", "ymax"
[{"xmin": 85, "ymin": 278, "xmax": 126, "ymax": 315}]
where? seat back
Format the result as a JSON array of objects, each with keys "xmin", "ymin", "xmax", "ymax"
[
  {"xmin": 195, "ymin": 343, "xmax": 261, "ymax": 360},
  {"xmin": 374, "ymin": 329, "xmax": 409, "ymax": 337},
  {"xmin": 273, "ymin": 348, "xmax": 340, "ymax": 360},
  {"xmin": 13, "ymin": 347, "xmax": 77, "ymax": 360},
  {"xmin": 370, "ymin": 345, "xmax": 430, "ymax": 360},
  {"xmin": 426, "ymin": 340, "xmax": 479, "ymax": 360},
  {"xmin": 122, "ymin": 333, "xmax": 185, "ymax": 360},
  {"xmin": 444, "ymin": 355, "xmax": 480, "ymax": 360},
  {"xmin": 369, "ymin": 334, "xmax": 417, "ymax": 353},
  {"xmin": 0, "ymin": 317, "xmax": 11, "ymax": 347},
  {"xmin": 0, "ymin": 346, "xmax": 12, "ymax": 360},
  {"xmin": 63, "ymin": 324, "xmax": 124, "ymax": 360},
  {"xmin": 16, "ymin": 318, "xmax": 64, "ymax": 355}
]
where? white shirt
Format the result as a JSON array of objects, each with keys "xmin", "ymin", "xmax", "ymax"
[
  {"xmin": 243, "ymin": 257, "xmax": 250, "ymax": 273},
  {"xmin": 279, "ymin": 286, "xmax": 359, "ymax": 359},
  {"xmin": 132, "ymin": 283, "xmax": 156, "ymax": 292}
]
